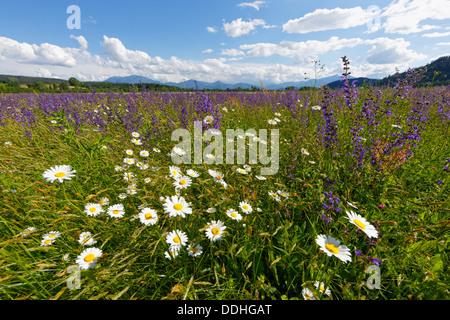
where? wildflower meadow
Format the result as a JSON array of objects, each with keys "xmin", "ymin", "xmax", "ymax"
[{"xmin": 0, "ymin": 66, "xmax": 448, "ymax": 301}]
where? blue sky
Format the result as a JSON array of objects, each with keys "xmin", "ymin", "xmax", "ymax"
[{"xmin": 0, "ymin": 0, "xmax": 449, "ymax": 84}]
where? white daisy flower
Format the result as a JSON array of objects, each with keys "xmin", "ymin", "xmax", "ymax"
[
  {"xmin": 131, "ymin": 132, "xmax": 140, "ymax": 138},
  {"xmin": 243, "ymin": 164, "xmax": 251, "ymax": 172},
  {"xmin": 107, "ymin": 204, "xmax": 125, "ymax": 218},
  {"xmin": 256, "ymin": 207, "xmax": 262, "ymax": 212},
  {"xmin": 239, "ymin": 201, "xmax": 252, "ymax": 214},
  {"xmin": 187, "ymin": 243, "xmax": 203, "ymax": 257},
  {"xmin": 164, "ymin": 245, "xmax": 180, "ymax": 260},
  {"xmin": 125, "ymin": 149, "xmax": 134, "ymax": 156},
  {"xmin": 99, "ymin": 197, "xmax": 109, "ymax": 206},
  {"xmin": 78, "ymin": 231, "xmax": 97, "ymax": 246},
  {"xmin": 76, "ymin": 247, "xmax": 103, "ymax": 270},
  {"xmin": 236, "ymin": 168, "xmax": 247, "ymax": 174},
  {"xmin": 277, "ymin": 190, "xmax": 289, "ymax": 198},
  {"xmin": 255, "ymin": 175, "xmax": 266, "ymax": 180},
  {"xmin": 314, "ymin": 281, "xmax": 331, "ymax": 296},
  {"xmin": 166, "ymin": 229, "xmax": 188, "ymax": 248},
  {"xmin": 163, "ymin": 195, "xmax": 192, "ymax": 218},
  {"xmin": 205, "ymin": 220, "xmax": 226, "ymax": 242},
  {"xmin": 268, "ymin": 119, "xmax": 277, "ymax": 125},
  {"xmin": 118, "ymin": 193, "xmax": 127, "ymax": 200},
  {"xmin": 138, "ymin": 208, "xmax": 158, "ymax": 225},
  {"xmin": 173, "ymin": 176, "xmax": 192, "ymax": 190},
  {"xmin": 275, "ymin": 112, "xmax": 281, "ymax": 116},
  {"xmin": 153, "ymin": 147, "xmax": 161, "ymax": 153},
  {"xmin": 315, "ymin": 234, "xmax": 352, "ymax": 263},
  {"xmin": 131, "ymin": 138, "xmax": 142, "ymax": 145},
  {"xmin": 126, "ymin": 188, "xmax": 137, "ymax": 195},
  {"xmin": 208, "ymin": 169, "xmax": 220, "ymax": 178},
  {"xmin": 301, "ymin": 148, "xmax": 310, "ymax": 155},
  {"xmin": 84, "ymin": 203, "xmax": 104, "ymax": 217},
  {"xmin": 205, "ymin": 153, "xmax": 215, "ymax": 160},
  {"xmin": 172, "ymin": 147, "xmax": 186, "ymax": 156},
  {"xmin": 123, "ymin": 172, "xmax": 135, "ymax": 181},
  {"xmin": 203, "ymin": 115, "xmax": 214, "ymax": 124},
  {"xmin": 345, "ymin": 210, "xmax": 378, "ymax": 238},
  {"xmin": 42, "ymin": 231, "xmax": 61, "ymax": 240},
  {"xmin": 42, "ymin": 165, "xmax": 76, "ymax": 183},
  {"xmin": 144, "ymin": 177, "xmax": 152, "ymax": 183},
  {"xmin": 123, "ymin": 157, "xmax": 135, "ymax": 165},
  {"xmin": 226, "ymin": 209, "xmax": 243, "ymax": 221},
  {"xmin": 114, "ymin": 165, "xmax": 124, "ymax": 172},
  {"xmin": 139, "ymin": 150, "xmax": 149, "ymax": 157},
  {"xmin": 302, "ymin": 287, "xmax": 316, "ymax": 300},
  {"xmin": 268, "ymin": 191, "xmax": 281, "ymax": 202},
  {"xmin": 40, "ymin": 238, "xmax": 55, "ymax": 246},
  {"xmin": 186, "ymin": 169, "xmax": 200, "ymax": 178},
  {"xmin": 169, "ymin": 166, "xmax": 182, "ymax": 179},
  {"xmin": 311, "ymin": 105, "xmax": 321, "ymax": 111},
  {"xmin": 308, "ymin": 161, "xmax": 316, "ymax": 164},
  {"xmin": 19, "ymin": 227, "xmax": 36, "ymax": 237},
  {"xmin": 206, "ymin": 207, "xmax": 216, "ymax": 213}
]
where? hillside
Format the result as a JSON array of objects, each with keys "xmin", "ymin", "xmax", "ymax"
[{"xmin": 376, "ymin": 55, "xmax": 450, "ymax": 87}]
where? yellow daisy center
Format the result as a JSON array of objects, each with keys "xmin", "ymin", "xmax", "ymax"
[
  {"xmin": 84, "ymin": 253, "xmax": 95, "ymax": 263},
  {"xmin": 145, "ymin": 213, "xmax": 153, "ymax": 219},
  {"xmin": 113, "ymin": 210, "xmax": 119, "ymax": 215},
  {"xmin": 216, "ymin": 175, "xmax": 222, "ymax": 179},
  {"xmin": 44, "ymin": 239, "xmax": 51, "ymax": 244},
  {"xmin": 100, "ymin": 201, "xmax": 105, "ymax": 205},
  {"xmin": 173, "ymin": 236, "xmax": 180, "ymax": 243},
  {"xmin": 89, "ymin": 207, "xmax": 96, "ymax": 212},
  {"xmin": 231, "ymin": 212, "xmax": 237, "ymax": 218},
  {"xmin": 173, "ymin": 203, "xmax": 183, "ymax": 211},
  {"xmin": 305, "ymin": 293, "xmax": 311, "ymax": 299},
  {"xmin": 325, "ymin": 243, "xmax": 339, "ymax": 254},
  {"xmin": 49, "ymin": 234, "xmax": 56, "ymax": 238},
  {"xmin": 243, "ymin": 205, "xmax": 248, "ymax": 210},
  {"xmin": 172, "ymin": 171, "xmax": 178, "ymax": 175},
  {"xmin": 179, "ymin": 180, "xmax": 186, "ymax": 185},
  {"xmin": 211, "ymin": 227, "xmax": 220, "ymax": 235},
  {"xmin": 192, "ymin": 247, "xmax": 198, "ymax": 253},
  {"xmin": 353, "ymin": 219, "xmax": 366, "ymax": 230},
  {"xmin": 319, "ymin": 286, "xmax": 325, "ymax": 291},
  {"xmin": 54, "ymin": 172, "xmax": 66, "ymax": 178}
]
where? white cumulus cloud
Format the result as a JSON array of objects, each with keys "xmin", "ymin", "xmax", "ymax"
[
  {"xmin": 223, "ymin": 18, "xmax": 267, "ymax": 37},
  {"xmin": 283, "ymin": 7, "xmax": 376, "ymax": 34},
  {"xmin": 237, "ymin": 1, "xmax": 266, "ymax": 11},
  {"xmin": 382, "ymin": 0, "xmax": 450, "ymax": 34}
]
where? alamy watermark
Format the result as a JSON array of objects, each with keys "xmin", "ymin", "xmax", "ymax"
[
  {"xmin": 66, "ymin": 5, "xmax": 81, "ymax": 30},
  {"xmin": 66, "ymin": 265, "xmax": 81, "ymax": 290},
  {"xmin": 170, "ymin": 121, "xmax": 279, "ymax": 175}
]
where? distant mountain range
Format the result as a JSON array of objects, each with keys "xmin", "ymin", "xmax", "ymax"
[
  {"xmin": 104, "ymin": 74, "xmax": 354, "ymax": 90},
  {"xmin": 105, "ymin": 55, "xmax": 450, "ymax": 90},
  {"xmin": 1, "ymin": 55, "xmax": 449, "ymax": 91}
]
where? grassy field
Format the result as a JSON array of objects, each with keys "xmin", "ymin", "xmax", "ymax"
[{"xmin": 0, "ymin": 81, "xmax": 448, "ymax": 300}]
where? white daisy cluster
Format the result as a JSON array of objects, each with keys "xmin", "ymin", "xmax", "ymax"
[{"xmin": 315, "ymin": 206, "xmax": 379, "ymax": 265}]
